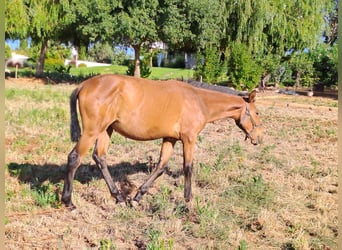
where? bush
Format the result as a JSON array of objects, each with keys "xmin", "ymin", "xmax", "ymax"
[
  {"xmin": 88, "ymin": 42, "xmax": 114, "ymax": 63},
  {"xmin": 311, "ymin": 44, "xmax": 337, "ymax": 88},
  {"xmin": 165, "ymin": 54, "xmax": 185, "ymax": 68},
  {"xmin": 44, "ymin": 58, "xmax": 65, "ymax": 72},
  {"xmin": 227, "ymin": 42, "xmax": 262, "ymax": 91},
  {"xmin": 195, "ymin": 46, "xmax": 225, "ymax": 84}
]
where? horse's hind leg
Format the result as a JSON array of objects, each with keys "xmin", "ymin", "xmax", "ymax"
[
  {"xmin": 182, "ymin": 137, "xmax": 196, "ymax": 202},
  {"xmin": 92, "ymin": 128, "xmax": 125, "ymax": 203},
  {"xmin": 134, "ymin": 138, "xmax": 176, "ymax": 202},
  {"xmin": 62, "ymin": 133, "xmax": 97, "ymax": 209}
]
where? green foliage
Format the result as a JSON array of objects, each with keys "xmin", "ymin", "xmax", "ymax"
[
  {"xmin": 99, "ymin": 239, "xmax": 116, "ymax": 250},
  {"xmin": 31, "ymin": 183, "xmax": 60, "ymax": 208},
  {"xmin": 311, "ymin": 43, "xmax": 338, "ymax": 87},
  {"xmin": 238, "ymin": 240, "xmax": 248, "ymax": 250},
  {"xmin": 146, "ymin": 228, "xmax": 174, "ymax": 250},
  {"xmin": 227, "ymin": 42, "xmax": 262, "ymax": 91},
  {"xmin": 195, "ymin": 46, "xmax": 225, "ymax": 84},
  {"xmin": 5, "ymin": 0, "xmax": 30, "ymax": 39},
  {"xmin": 88, "ymin": 42, "xmax": 115, "ymax": 63},
  {"xmin": 44, "ymin": 58, "xmax": 65, "ymax": 72},
  {"xmin": 164, "ymin": 54, "xmax": 185, "ymax": 68},
  {"xmin": 126, "ymin": 60, "xmax": 151, "ymax": 78},
  {"xmin": 46, "ymin": 41, "xmax": 70, "ymax": 60},
  {"xmin": 112, "ymin": 47, "xmax": 131, "ymax": 66},
  {"xmin": 5, "ymin": 44, "xmax": 12, "ymax": 59},
  {"xmin": 287, "ymin": 51, "xmax": 316, "ymax": 88},
  {"xmin": 223, "ymin": 174, "xmax": 275, "ymax": 214}
]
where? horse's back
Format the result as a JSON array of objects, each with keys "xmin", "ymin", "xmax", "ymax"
[{"xmin": 76, "ymin": 74, "xmax": 206, "ymax": 140}]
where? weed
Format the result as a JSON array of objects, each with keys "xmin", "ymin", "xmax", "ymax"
[
  {"xmin": 99, "ymin": 239, "xmax": 116, "ymax": 250},
  {"xmin": 192, "ymin": 197, "xmax": 224, "ymax": 238},
  {"xmin": 213, "ymin": 152, "xmax": 225, "ymax": 171},
  {"xmin": 146, "ymin": 228, "xmax": 174, "ymax": 250},
  {"xmin": 254, "ymin": 144, "xmax": 284, "ymax": 167},
  {"xmin": 149, "ymin": 185, "xmax": 172, "ymax": 216},
  {"xmin": 31, "ymin": 182, "xmax": 60, "ymax": 208},
  {"xmin": 238, "ymin": 240, "xmax": 248, "ymax": 250},
  {"xmin": 222, "ymin": 174, "xmax": 275, "ymax": 214}
]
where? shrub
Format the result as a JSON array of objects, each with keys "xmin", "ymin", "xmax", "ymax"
[
  {"xmin": 195, "ymin": 46, "xmax": 225, "ymax": 84},
  {"xmin": 44, "ymin": 58, "xmax": 65, "ymax": 72},
  {"xmin": 165, "ymin": 54, "xmax": 185, "ymax": 68},
  {"xmin": 227, "ymin": 42, "xmax": 262, "ymax": 91},
  {"xmin": 78, "ymin": 63, "xmax": 87, "ymax": 68},
  {"xmin": 311, "ymin": 44, "xmax": 338, "ymax": 88}
]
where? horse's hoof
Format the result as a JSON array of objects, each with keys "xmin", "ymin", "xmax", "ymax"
[{"xmin": 64, "ymin": 203, "xmax": 76, "ymax": 211}]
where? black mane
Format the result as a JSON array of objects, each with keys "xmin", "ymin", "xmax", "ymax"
[{"xmin": 185, "ymin": 80, "xmax": 245, "ymax": 96}]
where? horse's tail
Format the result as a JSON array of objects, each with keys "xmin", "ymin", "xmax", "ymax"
[{"xmin": 70, "ymin": 87, "xmax": 82, "ymax": 142}]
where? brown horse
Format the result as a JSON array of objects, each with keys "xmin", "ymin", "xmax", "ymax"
[{"xmin": 61, "ymin": 74, "xmax": 263, "ymax": 209}]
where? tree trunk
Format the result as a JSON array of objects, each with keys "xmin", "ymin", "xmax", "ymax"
[
  {"xmin": 36, "ymin": 39, "xmax": 48, "ymax": 77},
  {"xmin": 133, "ymin": 45, "xmax": 141, "ymax": 78},
  {"xmin": 149, "ymin": 48, "xmax": 153, "ymax": 68},
  {"xmin": 295, "ymin": 70, "xmax": 301, "ymax": 89}
]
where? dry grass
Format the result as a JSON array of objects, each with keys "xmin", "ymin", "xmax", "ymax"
[{"xmin": 5, "ymin": 78, "xmax": 338, "ymax": 249}]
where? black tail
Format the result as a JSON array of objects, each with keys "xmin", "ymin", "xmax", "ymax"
[{"xmin": 70, "ymin": 87, "xmax": 81, "ymax": 142}]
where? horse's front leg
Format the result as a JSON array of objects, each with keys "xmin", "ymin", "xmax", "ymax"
[{"xmin": 133, "ymin": 138, "xmax": 176, "ymax": 202}]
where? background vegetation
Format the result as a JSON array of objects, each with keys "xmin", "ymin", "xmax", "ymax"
[{"xmin": 5, "ymin": 0, "xmax": 338, "ymax": 90}]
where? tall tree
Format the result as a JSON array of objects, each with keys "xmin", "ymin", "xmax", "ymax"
[
  {"xmin": 223, "ymin": 0, "xmax": 334, "ymax": 55},
  {"xmin": 28, "ymin": 0, "xmax": 70, "ymax": 75},
  {"xmin": 323, "ymin": 0, "xmax": 338, "ymax": 46},
  {"xmin": 114, "ymin": 0, "xmax": 159, "ymax": 77},
  {"xmin": 158, "ymin": 0, "xmax": 225, "ymax": 52},
  {"xmin": 5, "ymin": 0, "xmax": 70, "ymax": 76},
  {"xmin": 5, "ymin": 0, "xmax": 29, "ymax": 39}
]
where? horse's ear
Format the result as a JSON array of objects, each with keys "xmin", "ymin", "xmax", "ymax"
[{"xmin": 248, "ymin": 90, "xmax": 257, "ymax": 103}]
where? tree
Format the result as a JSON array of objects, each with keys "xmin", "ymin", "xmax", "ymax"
[
  {"xmin": 323, "ymin": 0, "xmax": 338, "ymax": 46},
  {"xmin": 5, "ymin": 0, "xmax": 29, "ymax": 40},
  {"xmin": 5, "ymin": 0, "xmax": 71, "ymax": 76},
  {"xmin": 113, "ymin": 0, "xmax": 159, "ymax": 77},
  {"xmin": 223, "ymin": 0, "xmax": 334, "ymax": 55},
  {"xmin": 158, "ymin": 0, "xmax": 225, "ymax": 52}
]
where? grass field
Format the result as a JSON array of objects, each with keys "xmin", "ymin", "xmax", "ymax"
[
  {"xmin": 5, "ymin": 77, "xmax": 338, "ymax": 249},
  {"xmin": 11, "ymin": 65, "xmax": 194, "ymax": 81},
  {"xmin": 70, "ymin": 65, "xmax": 194, "ymax": 80}
]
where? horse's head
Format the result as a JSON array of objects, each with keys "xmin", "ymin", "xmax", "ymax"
[{"xmin": 236, "ymin": 90, "xmax": 263, "ymax": 145}]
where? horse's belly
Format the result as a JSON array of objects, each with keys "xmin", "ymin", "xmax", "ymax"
[{"xmin": 111, "ymin": 121, "xmax": 179, "ymax": 141}]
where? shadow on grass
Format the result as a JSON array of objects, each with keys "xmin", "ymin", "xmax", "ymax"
[
  {"xmin": 7, "ymin": 161, "xmax": 183, "ymax": 187},
  {"xmin": 7, "ymin": 161, "xmax": 151, "ymax": 186}
]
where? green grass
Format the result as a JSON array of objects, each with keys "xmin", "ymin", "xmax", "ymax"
[{"xmin": 69, "ymin": 65, "xmax": 194, "ymax": 80}]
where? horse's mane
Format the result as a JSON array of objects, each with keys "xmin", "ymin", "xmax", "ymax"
[{"xmin": 184, "ymin": 80, "xmax": 245, "ymax": 96}]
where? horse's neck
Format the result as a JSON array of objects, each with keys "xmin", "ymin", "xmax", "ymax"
[{"xmin": 198, "ymin": 90, "xmax": 245, "ymax": 123}]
